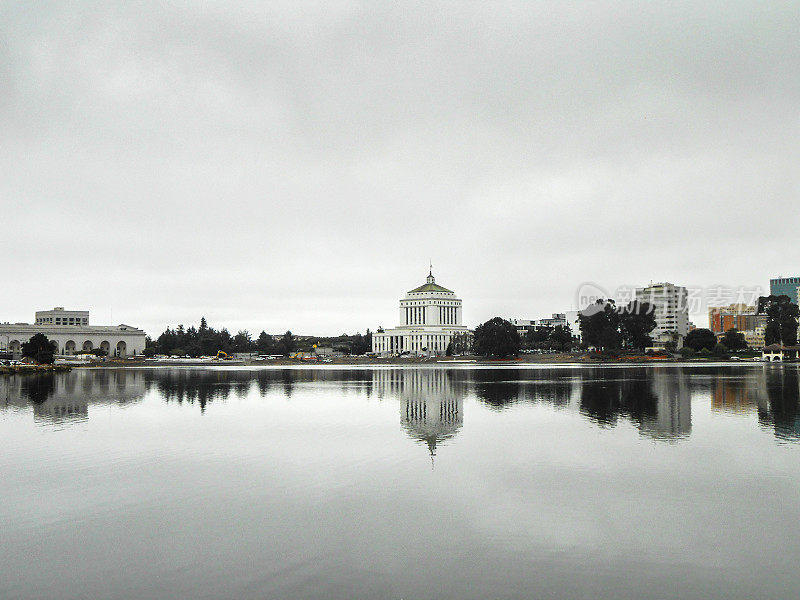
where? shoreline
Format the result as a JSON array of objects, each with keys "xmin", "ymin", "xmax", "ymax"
[
  {"xmin": 0, "ymin": 364, "xmax": 72, "ymax": 375},
  {"xmin": 62, "ymin": 354, "xmax": 778, "ymax": 369}
]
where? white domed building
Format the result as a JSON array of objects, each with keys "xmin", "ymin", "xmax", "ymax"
[{"xmin": 372, "ymin": 270, "xmax": 470, "ymax": 356}]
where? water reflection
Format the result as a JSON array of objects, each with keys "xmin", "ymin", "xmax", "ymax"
[
  {"xmin": 373, "ymin": 369, "xmax": 465, "ymax": 459},
  {"xmin": 462, "ymin": 367, "xmax": 692, "ymax": 441},
  {"xmin": 711, "ymin": 374, "xmax": 759, "ymax": 414},
  {"xmin": 0, "ymin": 369, "xmax": 147, "ymax": 426},
  {"xmin": 4, "ymin": 367, "xmax": 800, "ymax": 600},
  {"xmin": 150, "ymin": 368, "xmax": 252, "ymax": 410},
  {"xmin": 758, "ymin": 367, "xmax": 800, "ymax": 440},
  {"xmin": 1, "ymin": 365, "xmax": 800, "ymax": 443},
  {"xmin": 575, "ymin": 369, "xmax": 691, "ymax": 440}
]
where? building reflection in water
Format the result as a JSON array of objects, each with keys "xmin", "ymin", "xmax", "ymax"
[
  {"xmin": 2, "ymin": 364, "xmax": 798, "ymax": 442},
  {"xmin": 373, "ymin": 369, "xmax": 465, "ymax": 461},
  {"xmin": 0, "ymin": 369, "xmax": 147, "ymax": 426},
  {"xmin": 711, "ymin": 375, "xmax": 759, "ymax": 414},
  {"xmin": 702, "ymin": 366, "xmax": 800, "ymax": 441},
  {"xmin": 576, "ymin": 368, "xmax": 691, "ymax": 440},
  {"xmin": 643, "ymin": 369, "xmax": 692, "ymax": 440}
]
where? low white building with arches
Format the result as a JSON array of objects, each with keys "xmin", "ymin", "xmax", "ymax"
[{"xmin": 0, "ymin": 307, "xmax": 146, "ymax": 358}]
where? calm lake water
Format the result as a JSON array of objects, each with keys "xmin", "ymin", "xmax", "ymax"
[{"xmin": 2, "ymin": 364, "xmax": 800, "ymax": 600}]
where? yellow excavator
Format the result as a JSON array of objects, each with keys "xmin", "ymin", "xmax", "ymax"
[{"xmin": 215, "ymin": 350, "xmax": 231, "ymax": 360}]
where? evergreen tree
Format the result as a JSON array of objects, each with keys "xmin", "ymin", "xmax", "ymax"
[
  {"xmin": 279, "ymin": 331, "xmax": 296, "ymax": 356},
  {"xmin": 256, "ymin": 331, "xmax": 274, "ymax": 354}
]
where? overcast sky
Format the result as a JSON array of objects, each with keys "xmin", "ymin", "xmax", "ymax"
[{"xmin": 2, "ymin": 1, "xmax": 798, "ymax": 337}]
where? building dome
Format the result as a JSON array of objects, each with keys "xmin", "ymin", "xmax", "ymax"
[{"xmin": 407, "ymin": 271, "xmax": 453, "ymax": 294}]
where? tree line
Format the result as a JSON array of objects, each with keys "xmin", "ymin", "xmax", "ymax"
[
  {"xmin": 576, "ymin": 299, "xmax": 658, "ymax": 352},
  {"xmin": 146, "ymin": 317, "xmax": 373, "ymax": 357}
]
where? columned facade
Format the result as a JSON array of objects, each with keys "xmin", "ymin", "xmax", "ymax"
[
  {"xmin": 0, "ymin": 308, "xmax": 146, "ymax": 358},
  {"xmin": 372, "ymin": 271, "xmax": 470, "ymax": 357}
]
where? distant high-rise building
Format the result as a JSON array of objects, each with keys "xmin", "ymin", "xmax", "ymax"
[
  {"xmin": 709, "ymin": 303, "xmax": 757, "ymax": 333},
  {"xmin": 635, "ymin": 282, "xmax": 689, "ymax": 340},
  {"xmin": 708, "ymin": 303, "xmax": 767, "ymax": 349},
  {"xmin": 769, "ymin": 277, "xmax": 800, "ymax": 304}
]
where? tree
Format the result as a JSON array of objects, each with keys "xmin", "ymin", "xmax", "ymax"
[
  {"xmin": 618, "ymin": 301, "xmax": 657, "ymax": 350},
  {"xmin": 765, "ymin": 320, "xmax": 781, "ymax": 347},
  {"xmin": 525, "ymin": 326, "xmax": 552, "ymax": 349},
  {"xmin": 279, "ymin": 331, "xmax": 296, "ymax": 356},
  {"xmin": 256, "ymin": 331, "xmax": 274, "ymax": 354},
  {"xmin": 721, "ymin": 328, "xmax": 748, "ymax": 351},
  {"xmin": 26, "ymin": 374, "xmax": 56, "ymax": 404},
  {"xmin": 525, "ymin": 325, "xmax": 574, "ymax": 352},
  {"xmin": 21, "ymin": 333, "xmax": 55, "ymax": 364},
  {"xmin": 473, "ymin": 317, "xmax": 520, "ymax": 358},
  {"xmin": 714, "ymin": 342, "xmax": 729, "ymax": 356},
  {"xmin": 579, "ymin": 300, "xmax": 621, "ymax": 351},
  {"xmin": 548, "ymin": 325, "xmax": 574, "ymax": 351},
  {"xmin": 448, "ymin": 332, "xmax": 471, "ymax": 355},
  {"xmin": 232, "ymin": 330, "xmax": 252, "ymax": 353},
  {"xmin": 684, "ymin": 328, "xmax": 717, "ymax": 352},
  {"xmin": 758, "ymin": 295, "xmax": 799, "ymax": 346},
  {"xmin": 351, "ymin": 332, "xmax": 369, "ymax": 355},
  {"xmin": 364, "ymin": 329, "xmax": 372, "ymax": 353}
]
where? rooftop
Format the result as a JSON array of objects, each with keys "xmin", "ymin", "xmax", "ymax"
[{"xmin": 407, "ymin": 271, "xmax": 453, "ymax": 294}]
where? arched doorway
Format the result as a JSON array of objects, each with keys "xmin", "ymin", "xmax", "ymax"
[
  {"xmin": 9, "ymin": 340, "xmax": 21, "ymax": 355},
  {"xmin": 83, "ymin": 341, "xmax": 94, "ymax": 352},
  {"xmin": 65, "ymin": 340, "xmax": 76, "ymax": 355},
  {"xmin": 100, "ymin": 341, "xmax": 111, "ymax": 356},
  {"xmin": 50, "ymin": 340, "xmax": 59, "ymax": 354},
  {"xmin": 116, "ymin": 341, "xmax": 127, "ymax": 358}
]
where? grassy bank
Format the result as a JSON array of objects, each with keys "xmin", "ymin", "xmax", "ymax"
[{"xmin": 0, "ymin": 364, "xmax": 72, "ymax": 376}]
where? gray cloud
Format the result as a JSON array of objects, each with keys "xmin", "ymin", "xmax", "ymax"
[{"xmin": 2, "ymin": 1, "xmax": 798, "ymax": 335}]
